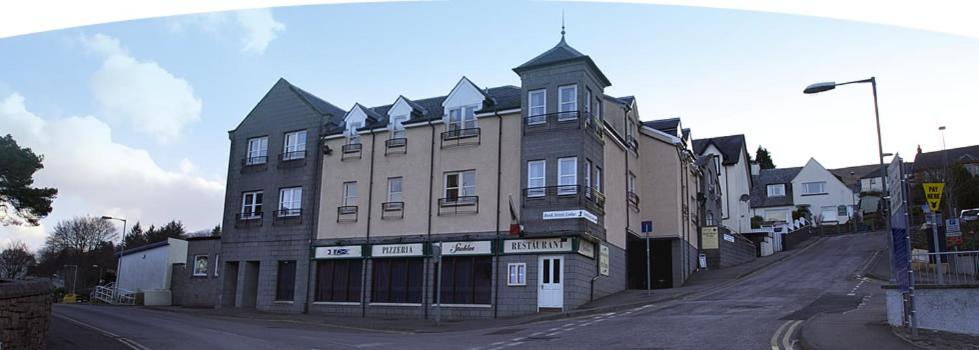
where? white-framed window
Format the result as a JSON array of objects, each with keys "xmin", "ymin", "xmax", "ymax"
[
  {"xmin": 507, "ymin": 263, "xmax": 526, "ymax": 286},
  {"xmin": 390, "ymin": 115, "xmax": 408, "ymax": 139},
  {"xmin": 706, "ymin": 212, "xmax": 715, "ymax": 226},
  {"xmin": 764, "ymin": 209, "xmax": 790, "ymax": 222},
  {"xmin": 246, "ymin": 136, "xmax": 269, "ymax": 165},
  {"xmin": 278, "ymin": 187, "xmax": 302, "ymax": 216},
  {"xmin": 558, "ymin": 157, "xmax": 578, "ymax": 195},
  {"xmin": 445, "ymin": 170, "xmax": 476, "ymax": 199},
  {"xmin": 448, "ymin": 105, "xmax": 478, "ymax": 131},
  {"xmin": 584, "ymin": 159, "xmax": 593, "ymax": 198},
  {"xmin": 626, "ymin": 118, "xmax": 635, "ymax": 144},
  {"xmin": 283, "ymin": 130, "xmax": 307, "ymax": 160},
  {"xmin": 558, "ymin": 85, "xmax": 577, "ymax": 120},
  {"xmin": 347, "ymin": 121, "xmax": 363, "ymax": 144},
  {"xmin": 193, "ymin": 255, "xmax": 208, "ymax": 277},
  {"xmin": 528, "ymin": 89, "xmax": 546, "ymax": 124},
  {"xmin": 342, "ymin": 182, "xmax": 358, "ymax": 206},
  {"xmin": 387, "ymin": 177, "xmax": 403, "ymax": 202},
  {"xmin": 592, "ymin": 98, "xmax": 602, "ymax": 123},
  {"xmin": 802, "ymin": 182, "xmax": 826, "ymax": 195},
  {"xmin": 585, "ymin": 89, "xmax": 592, "ymax": 114},
  {"xmin": 595, "ymin": 166, "xmax": 603, "ymax": 193},
  {"xmin": 527, "ymin": 160, "xmax": 546, "ymax": 197},
  {"xmin": 241, "ymin": 191, "xmax": 263, "ymax": 219},
  {"xmin": 214, "ymin": 254, "xmax": 220, "ymax": 277},
  {"xmin": 628, "ymin": 172, "xmax": 637, "ymax": 194},
  {"xmin": 767, "ymin": 184, "xmax": 786, "ymax": 197}
]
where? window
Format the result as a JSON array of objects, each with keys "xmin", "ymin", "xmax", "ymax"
[
  {"xmin": 507, "ymin": 263, "xmax": 526, "ymax": 286},
  {"xmin": 372, "ymin": 258, "xmax": 424, "ymax": 303},
  {"xmin": 837, "ymin": 205, "xmax": 848, "ymax": 217},
  {"xmin": 585, "ymin": 89, "xmax": 592, "ymax": 114},
  {"xmin": 241, "ymin": 191, "xmax": 263, "ymax": 218},
  {"xmin": 764, "ymin": 209, "xmax": 790, "ymax": 222},
  {"xmin": 448, "ymin": 105, "xmax": 478, "ymax": 131},
  {"xmin": 445, "ymin": 170, "xmax": 476, "ymax": 199},
  {"xmin": 558, "ymin": 85, "xmax": 577, "ymax": 120},
  {"xmin": 192, "ymin": 255, "xmax": 208, "ymax": 277},
  {"xmin": 316, "ymin": 260, "xmax": 363, "ymax": 303},
  {"xmin": 387, "ymin": 177, "xmax": 403, "ymax": 202},
  {"xmin": 706, "ymin": 212, "xmax": 715, "ymax": 226},
  {"xmin": 595, "ymin": 166, "xmax": 603, "ymax": 193},
  {"xmin": 246, "ymin": 136, "xmax": 268, "ymax": 165},
  {"xmin": 820, "ymin": 206, "xmax": 839, "ymax": 222},
  {"xmin": 275, "ymin": 261, "xmax": 297, "ymax": 301},
  {"xmin": 767, "ymin": 184, "xmax": 786, "ymax": 197},
  {"xmin": 584, "ymin": 159, "xmax": 593, "ymax": 198},
  {"xmin": 528, "ymin": 90, "xmax": 546, "ymax": 124},
  {"xmin": 802, "ymin": 182, "xmax": 826, "ymax": 195},
  {"xmin": 527, "ymin": 160, "xmax": 545, "ymax": 197},
  {"xmin": 435, "ymin": 256, "xmax": 492, "ymax": 305},
  {"xmin": 628, "ymin": 172, "xmax": 637, "ymax": 194},
  {"xmin": 342, "ymin": 182, "xmax": 358, "ymax": 206},
  {"xmin": 347, "ymin": 121, "xmax": 363, "ymax": 144},
  {"xmin": 390, "ymin": 115, "xmax": 408, "ymax": 139},
  {"xmin": 214, "ymin": 254, "xmax": 220, "ymax": 277},
  {"xmin": 283, "ymin": 130, "xmax": 306, "ymax": 160},
  {"xmin": 558, "ymin": 157, "xmax": 577, "ymax": 195},
  {"xmin": 592, "ymin": 97, "xmax": 602, "ymax": 124},
  {"xmin": 278, "ymin": 187, "xmax": 302, "ymax": 216}
]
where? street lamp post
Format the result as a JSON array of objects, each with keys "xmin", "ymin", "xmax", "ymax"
[
  {"xmin": 101, "ymin": 216, "xmax": 127, "ymax": 301},
  {"xmin": 939, "ymin": 126, "xmax": 952, "ymax": 215},
  {"xmin": 804, "ymin": 77, "xmax": 892, "ymax": 283}
]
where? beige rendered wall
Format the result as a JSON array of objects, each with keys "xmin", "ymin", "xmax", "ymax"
[
  {"xmin": 603, "ymin": 134, "xmax": 628, "ymax": 250},
  {"xmin": 638, "ymin": 133, "xmax": 681, "ymax": 239}
]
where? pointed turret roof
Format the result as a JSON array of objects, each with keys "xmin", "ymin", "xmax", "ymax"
[{"xmin": 513, "ymin": 37, "xmax": 611, "ymax": 87}]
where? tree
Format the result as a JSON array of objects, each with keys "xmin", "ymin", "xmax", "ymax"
[
  {"xmin": 0, "ymin": 240, "xmax": 35, "ymax": 279},
  {"xmin": 210, "ymin": 225, "xmax": 221, "ymax": 237},
  {"xmin": 0, "ymin": 134, "xmax": 58, "ymax": 226},
  {"xmin": 46, "ymin": 216, "xmax": 118, "ymax": 254},
  {"xmin": 124, "ymin": 222, "xmax": 147, "ymax": 248},
  {"xmin": 949, "ymin": 163, "xmax": 979, "ymax": 211},
  {"xmin": 145, "ymin": 220, "xmax": 185, "ymax": 244},
  {"xmin": 755, "ymin": 146, "xmax": 776, "ymax": 170}
]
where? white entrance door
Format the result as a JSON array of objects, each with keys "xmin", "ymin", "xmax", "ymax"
[{"xmin": 538, "ymin": 255, "xmax": 564, "ymax": 309}]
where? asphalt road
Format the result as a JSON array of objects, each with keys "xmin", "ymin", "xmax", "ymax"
[{"xmin": 51, "ymin": 231, "xmax": 884, "ymax": 350}]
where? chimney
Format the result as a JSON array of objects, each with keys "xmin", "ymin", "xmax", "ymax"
[
  {"xmin": 917, "ymin": 144, "xmax": 922, "ymax": 154},
  {"xmin": 750, "ymin": 161, "xmax": 761, "ymax": 176}
]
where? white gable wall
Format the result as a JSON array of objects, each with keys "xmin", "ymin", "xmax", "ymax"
[
  {"xmin": 388, "ymin": 97, "xmax": 414, "ymax": 119},
  {"xmin": 442, "ymin": 77, "xmax": 484, "ymax": 112},
  {"xmin": 792, "ymin": 158, "xmax": 856, "ymax": 224},
  {"xmin": 702, "ymin": 143, "xmax": 752, "ymax": 232}
]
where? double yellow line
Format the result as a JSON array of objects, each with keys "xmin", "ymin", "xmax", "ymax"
[{"xmin": 770, "ymin": 320, "xmax": 803, "ymax": 350}]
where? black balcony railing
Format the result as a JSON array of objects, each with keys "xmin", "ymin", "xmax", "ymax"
[
  {"xmin": 385, "ymin": 138, "xmax": 407, "ymax": 155},
  {"xmin": 525, "ymin": 111, "xmax": 604, "ymax": 142},
  {"xmin": 440, "ymin": 128, "xmax": 481, "ymax": 148},
  {"xmin": 279, "ymin": 150, "xmax": 306, "ymax": 161},
  {"xmin": 337, "ymin": 206, "xmax": 358, "ymax": 222},
  {"xmin": 625, "ymin": 135, "xmax": 638, "ymax": 151},
  {"xmin": 235, "ymin": 212, "xmax": 263, "ymax": 228},
  {"xmin": 523, "ymin": 185, "xmax": 605, "ymax": 215},
  {"xmin": 627, "ymin": 191, "xmax": 640, "ymax": 208},
  {"xmin": 381, "ymin": 201, "xmax": 404, "ymax": 219},
  {"xmin": 273, "ymin": 208, "xmax": 302, "ymax": 225},
  {"xmin": 241, "ymin": 155, "xmax": 268, "ymax": 166},
  {"xmin": 341, "ymin": 143, "xmax": 362, "ymax": 160},
  {"xmin": 437, "ymin": 196, "xmax": 479, "ymax": 215}
]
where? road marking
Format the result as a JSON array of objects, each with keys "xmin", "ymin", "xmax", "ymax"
[
  {"xmin": 55, "ymin": 314, "xmax": 152, "ymax": 350},
  {"xmin": 782, "ymin": 320, "xmax": 803, "ymax": 350},
  {"xmin": 770, "ymin": 321, "xmax": 792, "ymax": 350}
]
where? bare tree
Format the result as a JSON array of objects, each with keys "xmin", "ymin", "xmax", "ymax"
[
  {"xmin": 45, "ymin": 216, "xmax": 118, "ymax": 254},
  {"xmin": 0, "ymin": 240, "xmax": 35, "ymax": 279}
]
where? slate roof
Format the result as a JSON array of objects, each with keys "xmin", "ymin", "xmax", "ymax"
[
  {"xmin": 118, "ymin": 239, "xmax": 170, "ymax": 257},
  {"xmin": 513, "ymin": 37, "xmax": 611, "ymax": 86},
  {"xmin": 829, "ymin": 164, "xmax": 880, "ymax": 187},
  {"xmin": 912, "ymin": 145, "xmax": 979, "ymax": 172},
  {"xmin": 287, "ymin": 81, "xmax": 347, "ymax": 119},
  {"xmin": 617, "ymin": 96, "xmax": 635, "ymax": 106},
  {"xmin": 692, "ymin": 134, "xmax": 747, "ymax": 166},
  {"xmin": 749, "ymin": 167, "xmax": 802, "ymax": 208},
  {"xmin": 644, "ymin": 118, "xmax": 680, "ymax": 135}
]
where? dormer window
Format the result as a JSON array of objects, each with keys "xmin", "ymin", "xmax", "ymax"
[
  {"xmin": 347, "ymin": 121, "xmax": 362, "ymax": 144},
  {"xmin": 390, "ymin": 115, "xmax": 408, "ymax": 139},
  {"xmin": 767, "ymin": 184, "xmax": 785, "ymax": 197},
  {"xmin": 447, "ymin": 105, "xmax": 478, "ymax": 133}
]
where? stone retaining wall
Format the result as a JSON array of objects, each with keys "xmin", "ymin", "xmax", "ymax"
[{"xmin": 0, "ymin": 279, "xmax": 52, "ymax": 350}]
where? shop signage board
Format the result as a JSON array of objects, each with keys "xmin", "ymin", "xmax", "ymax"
[
  {"xmin": 577, "ymin": 240, "xmax": 595, "ymax": 258},
  {"xmin": 314, "ymin": 245, "xmax": 362, "ymax": 259},
  {"xmin": 503, "ymin": 238, "xmax": 573, "ymax": 254},
  {"xmin": 543, "ymin": 209, "xmax": 599, "ymax": 224},
  {"xmin": 372, "ymin": 243, "xmax": 424, "ymax": 257},
  {"xmin": 599, "ymin": 245, "xmax": 610, "ymax": 276},
  {"xmin": 435, "ymin": 241, "xmax": 493, "ymax": 256},
  {"xmin": 723, "ymin": 234, "xmax": 735, "ymax": 243},
  {"xmin": 701, "ymin": 226, "xmax": 719, "ymax": 249}
]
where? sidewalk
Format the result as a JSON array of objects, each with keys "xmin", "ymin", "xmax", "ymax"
[
  {"xmin": 147, "ymin": 236, "xmax": 823, "ymax": 334},
  {"xmin": 798, "ymin": 290, "xmax": 922, "ymax": 350}
]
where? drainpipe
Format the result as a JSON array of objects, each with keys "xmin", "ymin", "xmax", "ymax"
[
  {"xmin": 424, "ymin": 118, "xmax": 437, "ymax": 320},
  {"xmin": 304, "ymin": 117, "xmax": 327, "ymax": 314},
  {"xmin": 360, "ymin": 129, "xmax": 378, "ymax": 318},
  {"xmin": 675, "ymin": 145, "xmax": 687, "ymax": 283},
  {"xmin": 493, "ymin": 109, "xmax": 503, "ymax": 319}
]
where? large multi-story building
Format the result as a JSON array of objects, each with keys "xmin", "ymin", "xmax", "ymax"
[{"xmin": 218, "ymin": 34, "xmax": 710, "ymax": 318}]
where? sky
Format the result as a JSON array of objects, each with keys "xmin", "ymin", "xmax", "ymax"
[{"xmin": 2, "ymin": 1, "xmax": 978, "ymax": 251}]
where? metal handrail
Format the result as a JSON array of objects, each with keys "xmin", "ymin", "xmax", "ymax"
[
  {"xmin": 911, "ymin": 250, "xmax": 979, "ymax": 286},
  {"xmin": 341, "ymin": 143, "xmax": 362, "ymax": 153},
  {"xmin": 627, "ymin": 191, "xmax": 640, "ymax": 207}
]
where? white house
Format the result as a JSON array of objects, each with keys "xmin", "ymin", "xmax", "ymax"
[
  {"xmin": 750, "ymin": 158, "xmax": 856, "ymax": 225},
  {"xmin": 116, "ymin": 238, "xmax": 188, "ymax": 305},
  {"xmin": 693, "ymin": 135, "xmax": 753, "ymax": 232}
]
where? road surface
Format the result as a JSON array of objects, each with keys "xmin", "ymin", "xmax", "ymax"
[{"xmin": 51, "ymin": 231, "xmax": 884, "ymax": 350}]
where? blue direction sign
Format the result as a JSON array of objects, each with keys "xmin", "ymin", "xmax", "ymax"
[{"xmin": 641, "ymin": 221, "xmax": 653, "ymax": 233}]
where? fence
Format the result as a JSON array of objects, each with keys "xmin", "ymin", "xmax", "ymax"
[{"xmin": 911, "ymin": 250, "xmax": 979, "ymax": 286}]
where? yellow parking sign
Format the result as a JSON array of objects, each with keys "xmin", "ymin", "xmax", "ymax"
[{"xmin": 923, "ymin": 182, "xmax": 945, "ymax": 212}]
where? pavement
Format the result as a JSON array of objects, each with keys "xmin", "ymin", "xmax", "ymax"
[{"xmin": 49, "ymin": 231, "xmax": 908, "ymax": 349}]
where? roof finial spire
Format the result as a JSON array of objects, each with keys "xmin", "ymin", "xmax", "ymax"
[{"xmin": 561, "ymin": 10, "xmax": 566, "ymax": 39}]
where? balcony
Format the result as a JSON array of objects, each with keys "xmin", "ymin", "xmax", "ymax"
[
  {"xmin": 277, "ymin": 151, "xmax": 306, "ymax": 168},
  {"xmin": 385, "ymin": 138, "xmax": 407, "ymax": 155},
  {"xmin": 273, "ymin": 208, "xmax": 302, "ymax": 225},
  {"xmin": 235, "ymin": 212, "xmax": 263, "ymax": 228},
  {"xmin": 341, "ymin": 143, "xmax": 362, "ymax": 160},
  {"xmin": 337, "ymin": 206, "xmax": 358, "ymax": 223},
  {"xmin": 437, "ymin": 196, "xmax": 479, "ymax": 215},
  {"xmin": 627, "ymin": 191, "xmax": 640, "ymax": 209},
  {"xmin": 240, "ymin": 155, "xmax": 268, "ymax": 173},
  {"xmin": 525, "ymin": 111, "xmax": 604, "ymax": 142},
  {"xmin": 381, "ymin": 201, "xmax": 404, "ymax": 219},
  {"xmin": 625, "ymin": 135, "xmax": 638, "ymax": 151},
  {"xmin": 523, "ymin": 185, "xmax": 605, "ymax": 216},
  {"xmin": 440, "ymin": 128, "xmax": 481, "ymax": 148}
]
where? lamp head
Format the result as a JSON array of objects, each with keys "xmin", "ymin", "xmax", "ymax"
[
  {"xmin": 803, "ymin": 82, "xmax": 836, "ymax": 94},
  {"xmin": 101, "ymin": 216, "xmax": 113, "ymax": 220}
]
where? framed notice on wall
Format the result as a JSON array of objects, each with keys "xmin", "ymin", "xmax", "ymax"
[{"xmin": 702, "ymin": 226, "xmax": 719, "ymax": 249}]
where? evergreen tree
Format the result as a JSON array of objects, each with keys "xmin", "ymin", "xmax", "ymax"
[
  {"xmin": 146, "ymin": 220, "xmax": 185, "ymax": 243},
  {"xmin": 0, "ymin": 134, "xmax": 58, "ymax": 226},
  {"xmin": 210, "ymin": 225, "xmax": 221, "ymax": 237},
  {"xmin": 124, "ymin": 222, "xmax": 147, "ymax": 248},
  {"xmin": 755, "ymin": 146, "xmax": 776, "ymax": 169}
]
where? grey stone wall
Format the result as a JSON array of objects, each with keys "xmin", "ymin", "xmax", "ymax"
[
  {"xmin": 0, "ymin": 279, "xmax": 52, "ymax": 350},
  {"xmin": 783, "ymin": 226, "xmax": 813, "ymax": 250},
  {"xmin": 671, "ymin": 239, "xmax": 699, "ymax": 287},
  {"xmin": 885, "ymin": 286, "xmax": 979, "ymax": 336},
  {"xmin": 703, "ymin": 227, "xmax": 757, "ymax": 269},
  {"xmin": 171, "ymin": 238, "xmax": 221, "ymax": 307}
]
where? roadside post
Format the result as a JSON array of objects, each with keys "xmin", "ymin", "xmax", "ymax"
[
  {"xmin": 433, "ymin": 242, "xmax": 442, "ymax": 326},
  {"xmin": 641, "ymin": 220, "xmax": 653, "ymax": 296},
  {"xmin": 923, "ymin": 183, "xmax": 945, "ymax": 284}
]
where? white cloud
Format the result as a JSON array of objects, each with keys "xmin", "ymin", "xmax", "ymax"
[
  {"xmin": 0, "ymin": 93, "xmax": 224, "ymax": 252},
  {"xmin": 81, "ymin": 33, "xmax": 202, "ymax": 144},
  {"xmin": 165, "ymin": 9, "xmax": 285, "ymax": 55}
]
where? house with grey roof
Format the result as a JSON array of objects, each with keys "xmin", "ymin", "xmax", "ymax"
[
  {"xmin": 749, "ymin": 158, "xmax": 856, "ymax": 225},
  {"xmin": 693, "ymin": 134, "xmax": 753, "ymax": 232}
]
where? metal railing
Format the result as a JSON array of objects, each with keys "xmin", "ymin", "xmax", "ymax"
[
  {"xmin": 522, "ymin": 185, "xmax": 605, "ymax": 215},
  {"xmin": 627, "ymin": 191, "xmax": 640, "ymax": 208},
  {"xmin": 440, "ymin": 128, "xmax": 481, "ymax": 148},
  {"xmin": 235, "ymin": 212, "xmax": 263, "ymax": 228},
  {"xmin": 273, "ymin": 209, "xmax": 302, "ymax": 225},
  {"xmin": 911, "ymin": 250, "xmax": 979, "ymax": 286},
  {"xmin": 337, "ymin": 206, "xmax": 358, "ymax": 222},
  {"xmin": 385, "ymin": 138, "xmax": 407, "ymax": 154},
  {"xmin": 241, "ymin": 155, "xmax": 268, "ymax": 166},
  {"xmin": 91, "ymin": 283, "xmax": 135, "ymax": 305},
  {"xmin": 279, "ymin": 150, "xmax": 306, "ymax": 161},
  {"xmin": 381, "ymin": 201, "xmax": 404, "ymax": 219},
  {"xmin": 524, "ymin": 111, "xmax": 604, "ymax": 141},
  {"xmin": 437, "ymin": 196, "xmax": 479, "ymax": 215}
]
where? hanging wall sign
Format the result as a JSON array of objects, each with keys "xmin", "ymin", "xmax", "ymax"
[{"xmin": 577, "ymin": 240, "xmax": 595, "ymax": 258}]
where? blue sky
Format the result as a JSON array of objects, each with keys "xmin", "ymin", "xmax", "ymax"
[{"xmin": 2, "ymin": 1, "xmax": 978, "ymax": 250}]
